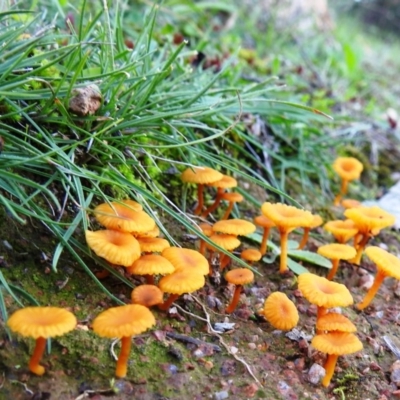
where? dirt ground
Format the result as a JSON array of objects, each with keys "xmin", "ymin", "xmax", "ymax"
[{"xmin": 1, "ymin": 191, "xmax": 400, "ymax": 400}]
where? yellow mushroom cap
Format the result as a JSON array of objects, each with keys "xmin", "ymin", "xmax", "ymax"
[
  {"xmin": 198, "ymin": 222, "xmax": 213, "ymax": 237},
  {"xmin": 137, "ymin": 237, "xmax": 170, "ymax": 253},
  {"xmin": 7, "ymin": 307, "xmax": 77, "ymax": 339},
  {"xmin": 126, "ymin": 254, "xmax": 175, "ymax": 276},
  {"xmin": 261, "ymin": 202, "xmax": 314, "ymax": 231},
  {"xmin": 159, "ymin": 269, "xmax": 205, "ymax": 295},
  {"xmin": 241, "ymin": 248, "xmax": 262, "ymax": 262},
  {"xmin": 134, "ymin": 225, "xmax": 160, "ymax": 238},
  {"xmin": 94, "ymin": 201, "xmax": 155, "ymax": 233},
  {"xmin": 181, "ymin": 166, "xmax": 223, "ymax": 184},
  {"xmin": 305, "ymin": 214, "xmax": 324, "ymax": 229},
  {"xmin": 206, "ymin": 234, "xmax": 241, "ymax": 251},
  {"xmin": 162, "ymin": 247, "xmax": 209, "ymax": 275},
  {"xmin": 341, "ymin": 199, "xmax": 361, "ymax": 209},
  {"xmin": 225, "ymin": 268, "xmax": 254, "ymax": 286},
  {"xmin": 92, "ymin": 304, "xmax": 155, "ymax": 338},
  {"xmin": 333, "ymin": 157, "xmax": 363, "ymax": 181},
  {"xmin": 323, "ymin": 220, "xmax": 358, "ymax": 243},
  {"xmin": 213, "ymin": 219, "xmax": 256, "ymax": 236},
  {"xmin": 344, "ymin": 206, "xmax": 395, "ymax": 234},
  {"xmin": 254, "ymin": 215, "xmax": 276, "ymax": 229},
  {"xmin": 297, "ymin": 273, "xmax": 353, "ymax": 308},
  {"xmin": 221, "ymin": 192, "xmax": 244, "ymax": 203},
  {"xmin": 85, "ymin": 230, "xmax": 141, "ymax": 267},
  {"xmin": 208, "ymin": 175, "xmax": 237, "ymax": 189},
  {"xmin": 316, "ymin": 313, "xmax": 357, "ymax": 333},
  {"xmin": 317, "ymin": 243, "xmax": 356, "ymax": 261},
  {"xmin": 131, "ymin": 285, "xmax": 163, "ymax": 307},
  {"xmin": 263, "ymin": 292, "xmax": 299, "ymax": 331},
  {"xmin": 312, "ymin": 332, "xmax": 363, "ymax": 355},
  {"xmin": 365, "ymin": 246, "xmax": 400, "ymax": 280}
]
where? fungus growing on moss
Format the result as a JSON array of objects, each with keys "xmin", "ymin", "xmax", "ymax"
[
  {"xmin": 332, "ymin": 157, "xmax": 363, "ymax": 206},
  {"xmin": 263, "ymin": 292, "xmax": 299, "ymax": 331},
  {"xmin": 7, "ymin": 307, "xmax": 77, "ymax": 375},
  {"xmin": 357, "ymin": 246, "xmax": 400, "ymax": 310},
  {"xmin": 181, "ymin": 166, "xmax": 223, "ymax": 215},
  {"xmin": 92, "ymin": 304, "xmax": 155, "ymax": 378},
  {"xmin": 261, "ymin": 202, "xmax": 314, "ymax": 274},
  {"xmin": 224, "ymin": 268, "xmax": 254, "ymax": 314},
  {"xmin": 317, "ymin": 243, "xmax": 356, "ymax": 280},
  {"xmin": 312, "ymin": 332, "xmax": 363, "ymax": 387}
]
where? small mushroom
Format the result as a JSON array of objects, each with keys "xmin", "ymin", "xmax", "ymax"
[
  {"xmin": 297, "ymin": 273, "xmax": 353, "ymax": 319},
  {"xmin": 316, "ymin": 312, "xmax": 357, "ymax": 333},
  {"xmin": 253, "ymin": 215, "xmax": 275, "ymax": 255},
  {"xmin": 220, "ymin": 192, "xmax": 244, "ymax": 220},
  {"xmin": 92, "ymin": 304, "xmax": 155, "ymax": 378},
  {"xmin": 224, "ymin": 268, "xmax": 254, "ymax": 314},
  {"xmin": 317, "ymin": 243, "xmax": 356, "ymax": 280},
  {"xmin": 181, "ymin": 166, "xmax": 223, "ymax": 215},
  {"xmin": 131, "ymin": 284, "xmax": 164, "ymax": 308},
  {"xmin": 126, "ymin": 254, "xmax": 175, "ymax": 284},
  {"xmin": 298, "ymin": 214, "xmax": 323, "ymax": 250},
  {"xmin": 357, "ymin": 246, "xmax": 400, "ymax": 310},
  {"xmin": 162, "ymin": 247, "xmax": 209, "ymax": 275},
  {"xmin": 332, "ymin": 157, "xmax": 363, "ymax": 206},
  {"xmin": 158, "ymin": 269, "xmax": 205, "ymax": 311},
  {"xmin": 261, "ymin": 202, "xmax": 314, "ymax": 274},
  {"xmin": 7, "ymin": 307, "xmax": 77, "ymax": 375},
  {"xmin": 240, "ymin": 248, "xmax": 262, "ymax": 265},
  {"xmin": 263, "ymin": 292, "xmax": 299, "ymax": 331},
  {"xmin": 323, "ymin": 219, "xmax": 358, "ymax": 244},
  {"xmin": 137, "ymin": 237, "xmax": 170, "ymax": 254},
  {"xmin": 311, "ymin": 332, "xmax": 363, "ymax": 386}
]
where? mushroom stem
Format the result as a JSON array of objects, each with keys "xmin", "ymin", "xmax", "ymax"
[
  {"xmin": 201, "ymin": 188, "xmax": 224, "ymax": 218},
  {"xmin": 96, "ymin": 269, "xmax": 110, "ymax": 279},
  {"xmin": 221, "ymin": 202, "xmax": 234, "ymax": 220},
  {"xmin": 322, "ymin": 354, "xmax": 339, "ymax": 387},
  {"xmin": 259, "ymin": 227, "xmax": 271, "ymax": 255},
  {"xmin": 298, "ymin": 227, "xmax": 310, "ymax": 250},
  {"xmin": 29, "ymin": 336, "xmax": 46, "ymax": 376},
  {"xmin": 317, "ymin": 306, "xmax": 328, "ymax": 320},
  {"xmin": 225, "ymin": 285, "xmax": 243, "ymax": 314},
  {"xmin": 327, "ymin": 259, "xmax": 340, "ymax": 281},
  {"xmin": 158, "ymin": 293, "xmax": 180, "ymax": 311},
  {"xmin": 193, "ymin": 184, "xmax": 205, "ymax": 215},
  {"xmin": 279, "ymin": 230, "xmax": 290, "ymax": 274},
  {"xmin": 115, "ymin": 336, "xmax": 132, "ymax": 378},
  {"xmin": 356, "ymin": 271, "xmax": 385, "ymax": 310},
  {"xmin": 220, "ymin": 253, "xmax": 231, "ymax": 270},
  {"xmin": 145, "ymin": 274, "xmax": 154, "ymax": 285},
  {"xmin": 334, "ymin": 179, "xmax": 349, "ymax": 206},
  {"xmin": 352, "ymin": 233, "xmax": 370, "ymax": 265}
]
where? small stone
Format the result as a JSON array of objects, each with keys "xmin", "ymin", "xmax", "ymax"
[
  {"xmin": 308, "ymin": 363, "xmax": 325, "ymax": 385},
  {"xmin": 248, "ymin": 343, "xmax": 257, "ymax": 350},
  {"xmin": 68, "ymin": 84, "xmax": 102, "ymax": 116},
  {"xmin": 391, "ymin": 360, "xmax": 400, "ymax": 387},
  {"xmin": 370, "ymin": 361, "xmax": 382, "ymax": 371},
  {"xmin": 294, "ymin": 358, "xmax": 305, "ymax": 371},
  {"xmin": 359, "ymin": 274, "xmax": 374, "ymax": 290},
  {"xmin": 230, "ymin": 346, "xmax": 239, "ymax": 355},
  {"xmin": 214, "ymin": 391, "xmax": 229, "ymax": 400}
]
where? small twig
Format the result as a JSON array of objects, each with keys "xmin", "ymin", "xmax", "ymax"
[
  {"xmin": 9, "ymin": 379, "xmax": 33, "ymax": 395},
  {"xmin": 179, "ymin": 295, "xmax": 263, "ymax": 387}
]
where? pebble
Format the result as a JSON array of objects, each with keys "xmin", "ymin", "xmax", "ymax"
[
  {"xmin": 359, "ymin": 274, "xmax": 374, "ymax": 290},
  {"xmin": 230, "ymin": 346, "xmax": 239, "ymax": 355},
  {"xmin": 214, "ymin": 391, "xmax": 229, "ymax": 400},
  {"xmin": 248, "ymin": 343, "xmax": 257, "ymax": 350},
  {"xmin": 307, "ymin": 363, "xmax": 325, "ymax": 385}
]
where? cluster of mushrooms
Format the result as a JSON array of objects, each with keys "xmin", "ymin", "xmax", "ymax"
[{"xmin": 6, "ymin": 157, "xmax": 400, "ymax": 388}]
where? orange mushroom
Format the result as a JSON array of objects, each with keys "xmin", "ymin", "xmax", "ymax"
[
  {"xmin": 220, "ymin": 192, "xmax": 244, "ymax": 220},
  {"xmin": 253, "ymin": 215, "xmax": 275, "ymax": 255},
  {"xmin": 323, "ymin": 219, "xmax": 358, "ymax": 244},
  {"xmin": 298, "ymin": 214, "xmax": 323, "ymax": 250},
  {"xmin": 224, "ymin": 268, "xmax": 254, "ymax": 313},
  {"xmin": 261, "ymin": 202, "xmax": 314, "ymax": 274},
  {"xmin": 332, "ymin": 157, "xmax": 363, "ymax": 206},
  {"xmin": 263, "ymin": 292, "xmax": 299, "ymax": 330},
  {"xmin": 357, "ymin": 246, "xmax": 400, "ymax": 310},
  {"xmin": 7, "ymin": 307, "xmax": 77, "ymax": 375},
  {"xmin": 131, "ymin": 284, "xmax": 164, "ymax": 308},
  {"xmin": 181, "ymin": 166, "xmax": 223, "ymax": 215},
  {"xmin": 92, "ymin": 304, "xmax": 155, "ymax": 378}
]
